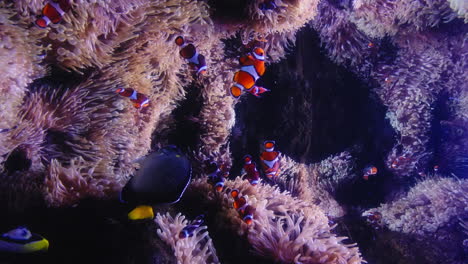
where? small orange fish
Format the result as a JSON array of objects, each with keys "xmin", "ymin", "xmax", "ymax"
[
  {"xmin": 206, "ymin": 161, "xmax": 227, "ymax": 192},
  {"xmin": 230, "ymin": 47, "xmax": 266, "ymax": 99},
  {"xmin": 35, "ymin": 0, "xmax": 71, "ymax": 28},
  {"xmin": 433, "ymin": 165, "xmax": 439, "ymax": 172},
  {"xmin": 175, "ymin": 36, "xmax": 207, "ymax": 76},
  {"xmin": 231, "ymin": 189, "xmax": 255, "ymax": 225},
  {"xmin": 179, "ymin": 215, "xmax": 204, "ymax": 239},
  {"xmin": 243, "ymin": 155, "xmax": 259, "ymax": 186},
  {"xmin": 115, "ymin": 88, "xmax": 150, "ymax": 109},
  {"xmin": 363, "ymin": 165, "xmax": 378, "ymax": 180},
  {"xmin": 260, "ymin": 140, "xmax": 281, "ymax": 178},
  {"xmin": 367, "ymin": 42, "xmax": 374, "ymax": 48}
]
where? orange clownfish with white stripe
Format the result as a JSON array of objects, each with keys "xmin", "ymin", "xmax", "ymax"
[
  {"xmin": 231, "ymin": 189, "xmax": 255, "ymax": 225},
  {"xmin": 35, "ymin": 0, "xmax": 71, "ymax": 28},
  {"xmin": 175, "ymin": 36, "xmax": 207, "ymax": 76},
  {"xmin": 230, "ymin": 47, "xmax": 267, "ymax": 99},
  {"xmin": 115, "ymin": 88, "xmax": 150, "ymax": 109},
  {"xmin": 260, "ymin": 140, "xmax": 281, "ymax": 178}
]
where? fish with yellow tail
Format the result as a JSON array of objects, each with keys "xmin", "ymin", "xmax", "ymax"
[
  {"xmin": 230, "ymin": 46, "xmax": 268, "ymax": 99},
  {"xmin": 120, "ymin": 146, "xmax": 192, "ymax": 220},
  {"xmin": 0, "ymin": 227, "xmax": 49, "ymax": 253},
  {"xmin": 115, "ymin": 88, "xmax": 150, "ymax": 109},
  {"xmin": 179, "ymin": 215, "xmax": 204, "ymax": 239},
  {"xmin": 175, "ymin": 36, "xmax": 207, "ymax": 76},
  {"xmin": 35, "ymin": 0, "xmax": 71, "ymax": 28},
  {"xmin": 231, "ymin": 189, "xmax": 255, "ymax": 225},
  {"xmin": 260, "ymin": 140, "xmax": 281, "ymax": 178}
]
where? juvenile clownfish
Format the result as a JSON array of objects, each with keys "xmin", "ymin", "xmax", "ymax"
[
  {"xmin": 115, "ymin": 88, "xmax": 150, "ymax": 109},
  {"xmin": 230, "ymin": 47, "xmax": 266, "ymax": 99},
  {"xmin": 243, "ymin": 155, "xmax": 259, "ymax": 186},
  {"xmin": 260, "ymin": 140, "xmax": 281, "ymax": 178},
  {"xmin": 35, "ymin": 0, "xmax": 71, "ymax": 28},
  {"xmin": 175, "ymin": 36, "xmax": 207, "ymax": 76},
  {"xmin": 433, "ymin": 165, "xmax": 439, "ymax": 172},
  {"xmin": 206, "ymin": 161, "xmax": 227, "ymax": 192},
  {"xmin": 0, "ymin": 227, "xmax": 49, "ymax": 253},
  {"xmin": 230, "ymin": 189, "xmax": 255, "ymax": 225},
  {"xmin": 259, "ymin": 0, "xmax": 277, "ymax": 11},
  {"xmin": 363, "ymin": 165, "xmax": 378, "ymax": 180},
  {"xmin": 246, "ymin": 86, "xmax": 270, "ymax": 98},
  {"xmin": 179, "ymin": 215, "xmax": 204, "ymax": 239}
]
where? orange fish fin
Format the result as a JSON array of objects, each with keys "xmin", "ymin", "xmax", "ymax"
[
  {"xmin": 230, "ymin": 86, "xmax": 242, "ymax": 98},
  {"xmin": 233, "ymin": 71, "xmax": 241, "ymax": 82}
]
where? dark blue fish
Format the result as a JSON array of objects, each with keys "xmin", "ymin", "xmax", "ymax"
[
  {"xmin": 0, "ymin": 227, "xmax": 49, "ymax": 253},
  {"xmin": 120, "ymin": 145, "xmax": 192, "ymax": 205}
]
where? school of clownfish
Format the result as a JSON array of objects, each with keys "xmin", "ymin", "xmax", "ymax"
[
  {"xmin": 33, "ymin": 1, "xmax": 277, "ymax": 110},
  {"xmin": 204, "ymin": 140, "xmax": 281, "ymax": 226}
]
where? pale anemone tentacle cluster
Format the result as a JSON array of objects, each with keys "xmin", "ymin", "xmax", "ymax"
[
  {"xmin": 273, "ymin": 155, "xmax": 346, "ymax": 219},
  {"xmin": 0, "ymin": 2, "xmax": 48, "ymax": 164},
  {"xmin": 155, "ymin": 213, "xmax": 220, "ymax": 264},
  {"xmin": 448, "ymin": 0, "xmax": 468, "ymax": 22},
  {"xmin": 352, "ymin": 0, "xmax": 457, "ymax": 38},
  {"xmin": 311, "ymin": 0, "xmax": 467, "ymax": 177},
  {"xmin": 363, "ymin": 177, "xmax": 468, "ymax": 236},
  {"xmin": 188, "ymin": 176, "xmax": 364, "ymax": 263},
  {"xmin": 15, "ymin": 0, "xmax": 151, "ymax": 72}
]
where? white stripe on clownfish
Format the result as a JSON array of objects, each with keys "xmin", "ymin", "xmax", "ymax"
[
  {"xmin": 234, "ymin": 83, "xmax": 245, "ymax": 91},
  {"xmin": 263, "ymin": 157, "xmax": 278, "ymax": 168},
  {"xmin": 41, "ymin": 15, "xmax": 52, "ymax": 26},
  {"xmin": 196, "ymin": 65, "xmax": 207, "ymax": 74},
  {"xmin": 240, "ymin": 65, "xmax": 260, "ymax": 82},
  {"xmin": 129, "ymin": 89, "xmax": 137, "ymax": 100},
  {"xmin": 187, "ymin": 51, "xmax": 201, "ymax": 65},
  {"xmin": 49, "ymin": 1, "xmax": 66, "ymax": 16},
  {"xmin": 252, "ymin": 52, "xmax": 265, "ymax": 61}
]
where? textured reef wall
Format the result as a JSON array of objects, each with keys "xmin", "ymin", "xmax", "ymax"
[{"xmin": 0, "ymin": 0, "xmax": 467, "ymax": 264}]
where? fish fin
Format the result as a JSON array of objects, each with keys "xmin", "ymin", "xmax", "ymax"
[{"xmin": 128, "ymin": 205, "xmax": 154, "ymax": 220}]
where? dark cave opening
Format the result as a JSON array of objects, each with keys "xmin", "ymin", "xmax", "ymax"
[
  {"xmin": 155, "ymin": 81, "xmax": 205, "ymax": 154},
  {"xmin": 207, "ymin": 0, "xmax": 250, "ymax": 24},
  {"xmin": 4, "ymin": 147, "xmax": 31, "ymax": 175},
  {"xmin": 229, "ymin": 25, "xmax": 396, "ymax": 209}
]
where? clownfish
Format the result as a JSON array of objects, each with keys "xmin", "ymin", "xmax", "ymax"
[
  {"xmin": 206, "ymin": 161, "xmax": 227, "ymax": 192},
  {"xmin": 175, "ymin": 36, "xmax": 207, "ymax": 76},
  {"xmin": 230, "ymin": 47, "xmax": 266, "ymax": 99},
  {"xmin": 231, "ymin": 189, "xmax": 255, "ymax": 225},
  {"xmin": 35, "ymin": 0, "xmax": 71, "ymax": 28},
  {"xmin": 433, "ymin": 165, "xmax": 439, "ymax": 172},
  {"xmin": 179, "ymin": 215, "xmax": 204, "ymax": 239},
  {"xmin": 243, "ymin": 155, "xmax": 259, "ymax": 186},
  {"xmin": 115, "ymin": 88, "xmax": 150, "ymax": 109},
  {"xmin": 259, "ymin": 0, "xmax": 277, "ymax": 11},
  {"xmin": 260, "ymin": 140, "xmax": 281, "ymax": 178},
  {"xmin": 363, "ymin": 165, "xmax": 378, "ymax": 180},
  {"xmin": 0, "ymin": 227, "xmax": 49, "ymax": 253},
  {"xmin": 246, "ymin": 85, "xmax": 270, "ymax": 98}
]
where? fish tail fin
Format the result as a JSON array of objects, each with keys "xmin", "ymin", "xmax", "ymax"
[{"xmin": 128, "ymin": 205, "xmax": 154, "ymax": 220}]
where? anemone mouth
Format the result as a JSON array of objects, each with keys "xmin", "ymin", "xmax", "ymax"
[{"xmin": 4, "ymin": 147, "xmax": 32, "ymax": 175}]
